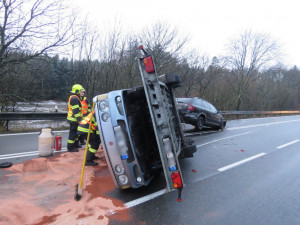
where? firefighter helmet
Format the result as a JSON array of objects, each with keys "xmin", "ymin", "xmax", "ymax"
[{"xmin": 71, "ymin": 84, "xmax": 85, "ymax": 95}]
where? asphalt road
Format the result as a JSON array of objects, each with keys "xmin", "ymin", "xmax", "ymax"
[{"xmin": 1, "ymin": 116, "xmax": 300, "ymax": 225}]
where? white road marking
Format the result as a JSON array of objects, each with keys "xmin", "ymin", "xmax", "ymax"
[
  {"xmin": 0, "ymin": 148, "xmax": 67, "ymax": 160},
  {"xmin": 227, "ymin": 119, "xmax": 300, "ymax": 130},
  {"xmin": 0, "ymin": 131, "xmax": 40, "ymax": 136},
  {"xmin": 1, "ymin": 151, "xmax": 39, "ymax": 157},
  {"xmin": 0, "ymin": 130, "xmax": 68, "ymax": 137},
  {"xmin": 124, "ymin": 152, "xmax": 266, "ymax": 208},
  {"xmin": 0, "ymin": 152, "xmax": 39, "ymax": 160},
  {"xmin": 124, "ymin": 189, "xmax": 168, "ymax": 208},
  {"xmin": 218, "ymin": 153, "xmax": 266, "ymax": 172},
  {"xmin": 123, "ymin": 136, "xmax": 298, "ymax": 207},
  {"xmin": 277, "ymin": 140, "xmax": 299, "ymax": 149},
  {"xmin": 196, "ymin": 130, "xmax": 257, "ymax": 148}
]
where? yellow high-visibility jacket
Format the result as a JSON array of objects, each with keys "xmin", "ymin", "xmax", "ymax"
[
  {"xmin": 81, "ymin": 97, "xmax": 91, "ymax": 119},
  {"xmin": 77, "ymin": 111, "xmax": 99, "ymax": 135}
]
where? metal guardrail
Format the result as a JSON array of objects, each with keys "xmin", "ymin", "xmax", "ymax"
[
  {"xmin": 1, "ymin": 111, "xmax": 300, "ymax": 130},
  {"xmin": 0, "ymin": 112, "xmax": 67, "ymax": 131},
  {"xmin": 220, "ymin": 110, "xmax": 300, "ymax": 115},
  {"xmin": 219, "ymin": 111, "xmax": 300, "ymax": 120},
  {"xmin": 0, "ymin": 112, "xmax": 67, "ymax": 120}
]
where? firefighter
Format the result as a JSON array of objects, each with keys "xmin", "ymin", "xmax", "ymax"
[
  {"xmin": 81, "ymin": 95, "xmax": 91, "ymax": 119},
  {"xmin": 77, "ymin": 111, "xmax": 100, "ymax": 166},
  {"xmin": 78, "ymin": 92, "xmax": 91, "ymax": 146},
  {"xmin": 67, "ymin": 84, "xmax": 85, "ymax": 152}
]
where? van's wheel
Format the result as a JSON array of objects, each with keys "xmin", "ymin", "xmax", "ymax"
[
  {"xmin": 163, "ymin": 74, "xmax": 181, "ymax": 87},
  {"xmin": 180, "ymin": 144, "xmax": 197, "ymax": 158},
  {"xmin": 196, "ymin": 117, "xmax": 204, "ymax": 131}
]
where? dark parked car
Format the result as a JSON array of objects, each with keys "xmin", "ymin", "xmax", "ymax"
[{"xmin": 176, "ymin": 97, "xmax": 226, "ymax": 131}]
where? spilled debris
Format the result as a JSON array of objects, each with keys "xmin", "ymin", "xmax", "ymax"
[{"xmin": 0, "ymin": 150, "xmax": 131, "ymax": 225}]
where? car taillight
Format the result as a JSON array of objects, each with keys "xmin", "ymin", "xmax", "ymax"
[
  {"xmin": 171, "ymin": 171, "xmax": 183, "ymax": 202},
  {"xmin": 171, "ymin": 172, "xmax": 183, "ymax": 188},
  {"xmin": 143, "ymin": 56, "xmax": 155, "ymax": 73},
  {"xmin": 187, "ymin": 104, "xmax": 194, "ymax": 111}
]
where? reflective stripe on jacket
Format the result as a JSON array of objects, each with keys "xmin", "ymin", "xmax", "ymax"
[
  {"xmin": 77, "ymin": 111, "xmax": 99, "ymax": 135},
  {"xmin": 67, "ymin": 95, "xmax": 83, "ymax": 123}
]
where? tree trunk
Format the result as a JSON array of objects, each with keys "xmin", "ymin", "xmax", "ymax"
[{"xmin": 236, "ymin": 96, "xmax": 242, "ymax": 111}]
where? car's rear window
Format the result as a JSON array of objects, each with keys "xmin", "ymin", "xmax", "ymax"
[
  {"xmin": 207, "ymin": 103, "xmax": 217, "ymax": 113},
  {"xmin": 177, "ymin": 97, "xmax": 218, "ymax": 113},
  {"xmin": 191, "ymin": 99, "xmax": 206, "ymax": 109}
]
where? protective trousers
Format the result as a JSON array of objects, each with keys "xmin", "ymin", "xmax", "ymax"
[
  {"xmin": 84, "ymin": 133, "xmax": 101, "ymax": 161},
  {"xmin": 67, "ymin": 123, "xmax": 79, "ymax": 150}
]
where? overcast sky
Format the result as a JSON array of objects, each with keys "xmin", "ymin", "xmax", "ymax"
[{"xmin": 73, "ymin": 0, "xmax": 300, "ymax": 68}]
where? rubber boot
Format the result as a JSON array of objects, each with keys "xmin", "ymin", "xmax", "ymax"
[
  {"xmin": 85, "ymin": 151, "xmax": 98, "ymax": 166},
  {"xmin": 93, "ymin": 154, "xmax": 99, "ymax": 160},
  {"xmin": 78, "ymin": 135, "xmax": 86, "ymax": 146},
  {"xmin": 80, "ymin": 138, "xmax": 86, "ymax": 146},
  {"xmin": 67, "ymin": 143, "xmax": 79, "ymax": 152}
]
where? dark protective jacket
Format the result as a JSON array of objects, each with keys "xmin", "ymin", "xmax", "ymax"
[
  {"xmin": 67, "ymin": 95, "xmax": 83, "ymax": 123},
  {"xmin": 77, "ymin": 111, "xmax": 99, "ymax": 135}
]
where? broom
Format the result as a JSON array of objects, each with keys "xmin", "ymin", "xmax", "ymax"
[{"xmin": 74, "ymin": 102, "xmax": 95, "ymax": 201}]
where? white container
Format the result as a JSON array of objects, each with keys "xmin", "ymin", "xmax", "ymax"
[{"xmin": 38, "ymin": 128, "xmax": 54, "ymax": 157}]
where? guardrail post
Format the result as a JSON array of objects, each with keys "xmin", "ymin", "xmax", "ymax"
[{"xmin": 6, "ymin": 120, "xmax": 9, "ymax": 131}]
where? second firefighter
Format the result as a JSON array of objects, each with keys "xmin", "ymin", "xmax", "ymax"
[{"xmin": 77, "ymin": 111, "xmax": 101, "ymax": 166}]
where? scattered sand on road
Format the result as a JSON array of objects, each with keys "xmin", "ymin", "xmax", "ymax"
[{"xmin": 0, "ymin": 149, "xmax": 131, "ymax": 225}]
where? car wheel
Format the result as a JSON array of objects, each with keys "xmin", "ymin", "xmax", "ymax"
[
  {"xmin": 219, "ymin": 122, "xmax": 224, "ymax": 131},
  {"xmin": 196, "ymin": 117, "xmax": 204, "ymax": 131}
]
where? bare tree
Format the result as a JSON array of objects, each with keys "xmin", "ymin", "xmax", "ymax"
[
  {"xmin": 94, "ymin": 20, "xmax": 126, "ymax": 93},
  {"xmin": 194, "ymin": 55, "xmax": 214, "ymax": 98},
  {"xmin": 75, "ymin": 18, "xmax": 101, "ymax": 96},
  {"xmin": 0, "ymin": 0, "xmax": 78, "ymax": 70},
  {"xmin": 0, "ymin": 0, "xmax": 79, "ymax": 113},
  {"xmin": 118, "ymin": 36, "xmax": 140, "ymax": 88},
  {"xmin": 138, "ymin": 22, "xmax": 189, "ymax": 74},
  {"xmin": 223, "ymin": 30, "xmax": 281, "ymax": 110}
]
